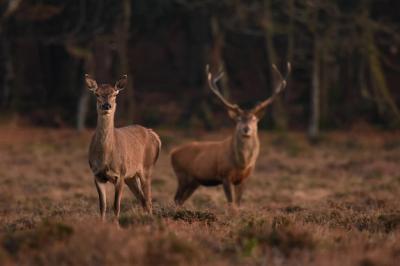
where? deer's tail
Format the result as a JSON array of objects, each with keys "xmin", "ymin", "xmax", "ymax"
[{"xmin": 149, "ymin": 129, "xmax": 162, "ymax": 164}]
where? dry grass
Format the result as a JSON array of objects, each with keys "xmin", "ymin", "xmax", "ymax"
[{"xmin": 0, "ymin": 126, "xmax": 399, "ymax": 265}]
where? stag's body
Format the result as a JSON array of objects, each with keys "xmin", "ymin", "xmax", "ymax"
[
  {"xmin": 171, "ymin": 132, "xmax": 259, "ymax": 205},
  {"xmin": 172, "ymin": 63, "xmax": 290, "ymax": 206},
  {"xmin": 86, "ymin": 74, "xmax": 161, "ymax": 220}
]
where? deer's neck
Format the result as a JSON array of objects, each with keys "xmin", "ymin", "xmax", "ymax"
[
  {"xmin": 231, "ymin": 132, "xmax": 260, "ymax": 169},
  {"xmin": 95, "ymin": 114, "xmax": 115, "ymax": 154}
]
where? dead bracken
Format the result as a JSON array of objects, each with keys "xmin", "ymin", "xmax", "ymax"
[
  {"xmin": 0, "ymin": 129, "xmax": 400, "ymax": 265},
  {"xmin": 160, "ymin": 209, "xmax": 217, "ymax": 224}
]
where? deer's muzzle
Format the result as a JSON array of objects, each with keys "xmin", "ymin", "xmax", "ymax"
[{"xmin": 101, "ymin": 103, "xmax": 112, "ymax": 111}]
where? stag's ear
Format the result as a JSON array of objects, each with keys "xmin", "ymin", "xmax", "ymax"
[
  {"xmin": 228, "ymin": 109, "xmax": 241, "ymax": 120},
  {"xmin": 115, "ymin": 74, "xmax": 128, "ymax": 91},
  {"xmin": 253, "ymin": 107, "xmax": 267, "ymax": 120},
  {"xmin": 85, "ymin": 74, "xmax": 98, "ymax": 92}
]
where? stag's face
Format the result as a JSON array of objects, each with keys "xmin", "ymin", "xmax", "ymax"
[
  {"xmin": 85, "ymin": 75, "xmax": 127, "ymax": 116},
  {"xmin": 230, "ymin": 111, "xmax": 259, "ymax": 139},
  {"xmin": 206, "ymin": 63, "xmax": 290, "ymax": 140}
]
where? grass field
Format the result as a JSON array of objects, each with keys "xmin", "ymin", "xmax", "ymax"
[{"xmin": 0, "ymin": 126, "xmax": 399, "ymax": 265}]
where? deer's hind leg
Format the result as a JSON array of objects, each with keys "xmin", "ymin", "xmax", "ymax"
[
  {"xmin": 125, "ymin": 176, "xmax": 147, "ymax": 210},
  {"xmin": 142, "ymin": 168, "xmax": 153, "ymax": 214},
  {"xmin": 174, "ymin": 168, "xmax": 188, "ymax": 205},
  {"xmin": 179, "ymin": 180, "xmax": 199, "ymax": 205},
  {"xmin": 174, "ymin": 173, "xmax": 199, "ymax": 206},
  {"xmin": 174, "ymin": 172, "xmax": 185, "ymax": 205},
  {"xmin": 172, "ymin": 163, "xmax": 199, "ymax": 205}
]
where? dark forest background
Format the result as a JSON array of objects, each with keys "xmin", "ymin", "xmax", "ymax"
[{"xmin": 0, "ymin": 0, "xmax": 399, "ymax": 137}]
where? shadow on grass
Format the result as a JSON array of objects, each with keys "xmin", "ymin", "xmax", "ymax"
[
  {"xmin": 3, "ymin": 220, "xmax": 73, "ymax": 256},
  {"xmin": 119, "ymin": 205, "xmax": 217, "ymax": 228}
]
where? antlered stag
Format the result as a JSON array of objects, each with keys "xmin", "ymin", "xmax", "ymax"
[
  {"xmin": 85, "ymin": 74, "xmax": 161, "ymax": 220},
  {"xmin": 171, "ymin": 63, "xmax": 290, "ymax": 206}
]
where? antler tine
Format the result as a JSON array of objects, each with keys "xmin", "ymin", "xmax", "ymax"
[
  {"xmin": 205, "ymin": 65, "xmax": 241, "ymax": 112},
  {"xmin": 252, "ymin": 62, "xmax": 291, "ymax": 113},
  {"xmin": 272, "ymin": 62, "xmax": 291, "ymax": 93}
]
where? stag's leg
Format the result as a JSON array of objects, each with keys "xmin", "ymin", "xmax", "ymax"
[
  {"xmin": 234, "ymin": 182, "xmax": 245, "ymax": 206},
  {"xmin": 125, "ymin": 176, "xmax": 147, "ymax": 209},
  {"xmin": 174, "ymin": 185, "xmax": 185, "ymax": 205},
  {"xmin": 174, "ymin": 169, "xmax": 187, "ymax": 205},
  {"xmin": 94, "ymin": 178, "xmax": 107, "ymax": 220},
  {"xmin": 142, "ymin": 169, "xmax": 153, "ymax": 214},
  {"xmin": 114, "ymin": 178, "xmax": 124, "ymax": 219},
  {"xmin": 175, "ymin": 179, "xmax": 199, "ymax": 206},
  {"xmin": 174, "ymin": 185, "xmax": 183, "ymax": 205},
  {"xmin": 222, "ymin": 180, "xmax": 235, "ymax": 204}
]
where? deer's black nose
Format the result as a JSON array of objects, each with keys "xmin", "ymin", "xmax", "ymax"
[
  {"xmin": 243, "ymin": 126, "xmax": 250, "ymax": 134},
  {"xmin": 101, "ymin": 103, "xmax": 111, "ymax": 110}
]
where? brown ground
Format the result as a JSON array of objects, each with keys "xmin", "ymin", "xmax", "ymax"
[{"xmin": 0, "ymin": 126, "xmax": 399, "ymax": 266}]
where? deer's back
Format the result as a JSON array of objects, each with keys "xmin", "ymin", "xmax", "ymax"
[
  {"xmin": 115, "ymin": 125, "xmax": 160, "ymax": 170},
  {"xmin": 170, "ymin": 138, "xmax": 233, "ymax": 181}
]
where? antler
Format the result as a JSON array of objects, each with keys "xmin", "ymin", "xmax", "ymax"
[
  {"xmin": 251, "ymin": 62, "xmax": 291, "ymax": 114},
  {"xmin": 205, "ymin": 65, "xmax": 242, "ymax": 114}
]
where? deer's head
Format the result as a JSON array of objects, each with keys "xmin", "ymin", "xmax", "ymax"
[
  {"xmin": 206, "ymin": 63, "xmax": 291, "ymax": 139},
  {"xmin": 85, "ymin": 74, "xmax": 128, "ymax": 116}
]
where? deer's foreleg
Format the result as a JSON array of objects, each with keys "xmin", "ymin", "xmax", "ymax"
[
  {"xmin": 95, "ymin": 178, "xmax": 107, "ymax": 221},
  {"xmin": 222, "ymin": 179, "xmax": 235, "ymax": 204},
  {"xmin": 234, "ymin": 182, "xmax": 245, "ymax": 206}
]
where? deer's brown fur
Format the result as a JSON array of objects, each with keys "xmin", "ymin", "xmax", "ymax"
[
  {"xmin": 86, "ymin": 74, "xmax": 161, "ymax": 220},
  {"xmin": 171, "ymin": 63, "xmax": 290, "ymax": 206}
]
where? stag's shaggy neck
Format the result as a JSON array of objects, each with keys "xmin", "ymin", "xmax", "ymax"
[{"xmin": 231, "ymin": 132, "xmax": 260, "ymax": 169}]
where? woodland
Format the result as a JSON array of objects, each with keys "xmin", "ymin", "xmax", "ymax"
[{"xmin": 0, "ymin": 0, "xmax": 399, "ymax": 136}]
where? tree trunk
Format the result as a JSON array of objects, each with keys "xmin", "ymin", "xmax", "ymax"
[
  {"xmin": 320, "ymin": 36, "xmax": 330, "ymax": 127},
  {"xmin": 364, "ymin": 20, "xmax": 400, "ymax": 125},
  {"xmin": 264, "ymin": 0, "xmax": 287, "ymax": 130},
  {"xmin": 0, "ymin": 36, "xmax": 13, "ymax": 108},
  {"xmin": 309, "ymin": 40, "xmax": 320, "ymax": 141},
  {"xmin": 201, "ymin": 16, "xmax": 228, "ymax": 129},
  {"xmin": 67, "ymin": 44, "xmax": 94, "ymax": 131},
  {"xmin": 210, "ymin": 16, "xmax": 229, "ymax": 97},
  {"xmin": 115, "ymin": 0, "xmax": 134, "ymax": 125},
  {"xmin": 77, "ymin": 88, "xmax": 90, "ymax": 131},
  {"xmin": 287, "ymin": 0, "xmax": 295, "ymax": 65}
]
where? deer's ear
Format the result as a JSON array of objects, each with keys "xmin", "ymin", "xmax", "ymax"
[
  {"xmin": 115, "ymin": 74, "xmax": 128, "ymax": 91},
  {"xmin": 254, "ymin": 108, "xmax": 267, "ymax": 120},
  {"xmin": 228, "ymin": 109, "xmax": 240, "ymax": 120},
  {"xmin": 85, "ymin": 74, "xmax": 98, "ymax": 92}
]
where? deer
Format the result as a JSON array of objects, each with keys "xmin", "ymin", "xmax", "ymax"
[
  {"xmin": 85, "ymin": 74, "xmax": 161, "ymax": 220},
  {"xmin": 171, "ymin": 63, "xmax": 290, "ymax": 207}
]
